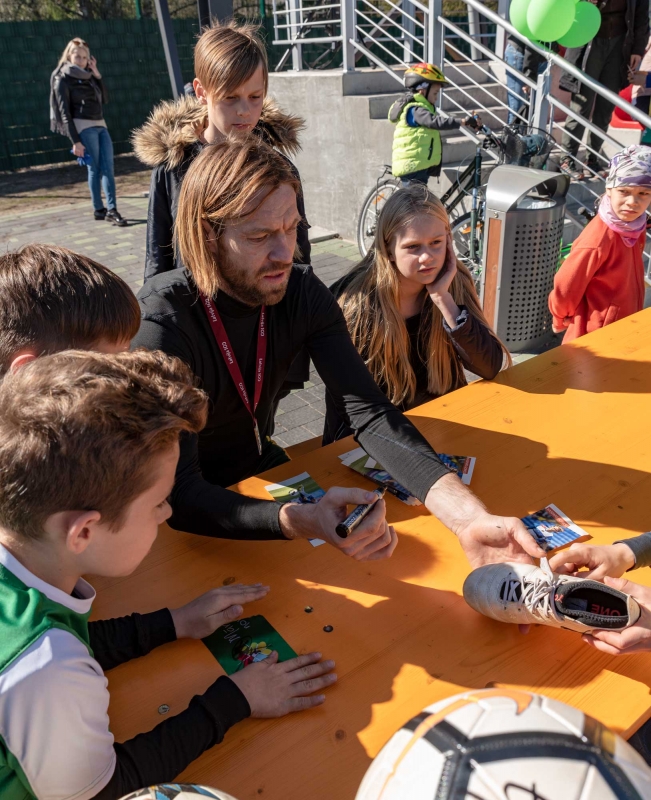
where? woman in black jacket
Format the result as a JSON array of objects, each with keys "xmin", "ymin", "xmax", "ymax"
[
  {"xmin": 51, "ymin": 38, "xmax": 126, "ymax": 226},
  {"xmin": 323, "ymin": 185, "xmax": 510, "ymax": 445}
]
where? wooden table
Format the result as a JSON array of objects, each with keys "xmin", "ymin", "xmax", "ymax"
[{"xmin": 93, "ymin": 311, "xmax": 651, "ymax": 800}]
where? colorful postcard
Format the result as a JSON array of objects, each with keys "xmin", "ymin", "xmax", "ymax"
[
  {"xmin": 265, "ymin": 471, "xmax": 326, "ymax": 546},
  {"xmin": 437, "ymin": 453, "xmax": 476, "ymax": 485},
  {"xmin": 337, "ymin": 447, "xmax": 477, "ymax": 504},
  {"xmin": 202, "ymin": 615, "xmax": 297, "ymax": 674},
  {"xmin": 521, "ymin": 503, "xmax": 591, "ymax": 552},
  {"xmin": 338, "ymin": 448, "xmax": 421, "ymax": 506}
]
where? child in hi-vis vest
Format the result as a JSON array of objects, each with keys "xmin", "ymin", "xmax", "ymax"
[{"xmin": 388, "ymin": 63, "xmax": 480, "ymax": 186}]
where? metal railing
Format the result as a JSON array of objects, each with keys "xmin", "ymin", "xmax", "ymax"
[
  {"xmin": 434, "ymin": 0, "xmax": 651, "ymax": 275},
  {"xmin": 273, "ymin": 0, "xmax": 651, "ymax": 274}
]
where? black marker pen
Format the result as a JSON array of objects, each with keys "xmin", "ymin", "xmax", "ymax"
[{"xmin": 335, "ymin": 487, "xmax": 386, "ymax": 539}]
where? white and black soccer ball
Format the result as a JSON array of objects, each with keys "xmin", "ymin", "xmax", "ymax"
[
  {"xmin": 356, "ymin": 689, "xmax": 651, "ymax": 800},
  {"xmin": 119, "ymin": 785, "xmax": 238, "ymax": 800}
]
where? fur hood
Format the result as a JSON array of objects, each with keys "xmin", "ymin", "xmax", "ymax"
[{"xmin": 132, "ymin": 95, "xmax": 304, "ymax": 170}]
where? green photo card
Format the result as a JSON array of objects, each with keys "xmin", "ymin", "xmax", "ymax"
[{"xmin": 202, "ymin": 614, "xmax": 298, "ymax": 675}]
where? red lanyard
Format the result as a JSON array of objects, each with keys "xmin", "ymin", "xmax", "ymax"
[{"xmin": 201, "ymin": 294, "xmax": 267, "ymax": 455}]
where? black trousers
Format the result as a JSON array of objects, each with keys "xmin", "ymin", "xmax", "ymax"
[{"xmin": 561, "ymin": 35, "xmax": 625, "ymax": 163}]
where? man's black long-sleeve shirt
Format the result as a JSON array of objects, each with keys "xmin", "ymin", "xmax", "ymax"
[{"xmin": 132, "ymin": 266, "xmax": 451, "ymax": 539}]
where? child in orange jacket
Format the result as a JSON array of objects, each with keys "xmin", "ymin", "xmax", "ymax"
[{"xmin": 549, "ymin": 145, "xmax": 651, "ymax": 343}]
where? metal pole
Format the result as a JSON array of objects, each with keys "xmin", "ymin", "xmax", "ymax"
[
  {"xmin": 427, "ymin": 0, "xmax": 442, "ymax": 66},
  {"xmin": 287, "ymin": 0, "xmax": 302, "ymax": 70},
  {"xmin": 402, "ymin": 0, "xmax": 416, "ymax": 63},
  {"xmin": 134, "ymin": 0, "xmax": 142, "ymax": 19},
  {"xmin": 154, "ymin": 0, "xmax": 184, "ymax": 99},
  {"xmin": 197, "ymin": 0, "xmax": 210, "ymax": 27},
  {"xmin": 532, "ymin": 64, "xmax": 551, "ymax": 130},
  {"xmin": 467, "ymin": 7, "xmax": 480, "ymax": 61},
  {"xmin": 341, "ymin": 0, "xmax": 356, "ymax": 71},
  {"xmin": 495, "ymin": 0, "xmax": 509, "ymax": 58},
  {"xmin": 208, "ymin": 0, "xmax": 233, "ymax": 21}
]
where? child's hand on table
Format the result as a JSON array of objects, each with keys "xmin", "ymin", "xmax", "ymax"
[
  {"xmin": 230, "ymin": 651, "xmax": 337, "ymax": 717},
  {"xmin": 170, "ymin": 583, "xmax": 270, "ymax": 639},
  {"xmin": 582, "ymin": 577, "xmax": 651, "ymax": 655},
  {"xmin": 548, "ymin": 542, "xmax": 636, "ymax": 580}
]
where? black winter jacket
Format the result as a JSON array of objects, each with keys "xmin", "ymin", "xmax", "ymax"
[
  {"xmin": 132, "ymin": 96, "xmax": 311, "ymax": 282},
  {"xmin": 559, "ymin": 0, "xmax": 649, "ymax": 93},
  {"xmin": 52, "ymin": 70, "xmax": 107, "ymax": 144}
]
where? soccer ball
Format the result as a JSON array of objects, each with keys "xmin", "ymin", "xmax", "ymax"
[
  {"xmin": 119, "ymin": 785, "xmax": 238, "ymax": 800},
  {"xmin": 356, "ymin": 689, "xmax": 651, "ymax": 799}
]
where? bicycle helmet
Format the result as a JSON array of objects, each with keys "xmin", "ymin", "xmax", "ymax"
[{"xmin": 404, "ymin": 62, "xmax": 448, "ymax": 91}]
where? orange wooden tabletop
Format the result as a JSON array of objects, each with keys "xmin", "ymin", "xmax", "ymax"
[{"xmin": 92, "ymin": 310, "xmax": 651, "ymax": 800}]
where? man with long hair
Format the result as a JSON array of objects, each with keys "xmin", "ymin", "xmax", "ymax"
[{"xmin": 133, "ymin": 136, "xmax": 545, "ymax": 568}]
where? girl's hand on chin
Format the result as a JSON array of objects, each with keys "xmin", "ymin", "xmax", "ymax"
[{"xmin": 427, "ymin": 233, "xmax": 457, "ymax": 301}]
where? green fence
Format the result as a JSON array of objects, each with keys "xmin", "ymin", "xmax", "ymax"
[{"xmin": 0, "ymin": 19, "xmax": 200, "ymax": 171}]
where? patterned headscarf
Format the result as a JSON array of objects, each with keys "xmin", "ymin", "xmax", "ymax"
[{"xmin": 606, "ymin": 144, "xmax": 651, "ymax": 189}]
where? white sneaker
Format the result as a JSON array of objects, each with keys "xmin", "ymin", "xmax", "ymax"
[{"xmin": 462, "ymin": 559, "xmax": 641, "ymax": 633}]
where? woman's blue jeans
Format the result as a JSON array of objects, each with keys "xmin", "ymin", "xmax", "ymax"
[
  {"xmin": 79, "ymin": 125, "xmax": 116, "ymax": 212},
  {"xmin": 504, "ymin": 43, "xmax": 525, "ymax": 125}
]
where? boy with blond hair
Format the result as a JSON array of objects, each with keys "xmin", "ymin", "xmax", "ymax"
[
  {"xmin": 133, "ymin": 19, "xmax": 310, "ymax": 281},
  {"xmin": 0, "ymin": 349, "xmax": 336, "ymax": 800}
]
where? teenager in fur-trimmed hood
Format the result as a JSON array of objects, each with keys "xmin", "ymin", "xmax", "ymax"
[{"xmin": 132, "ymin": 21, "xmax": 310, "ymax": 282}]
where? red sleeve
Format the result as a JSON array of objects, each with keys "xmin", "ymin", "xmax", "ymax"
[{"xmin": 548, "ymin": 225, "xmax": 608, "ymax": 330}]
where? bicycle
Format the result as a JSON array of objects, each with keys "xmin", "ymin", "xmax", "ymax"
[{"xmin": 356, "ymin": 122, "xmax": 557, "ymax": 286}]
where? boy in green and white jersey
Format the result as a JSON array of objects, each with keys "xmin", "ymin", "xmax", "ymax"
[{"xmin": 0, "ymin": 250, "xmax": 338, "ymax": 800}]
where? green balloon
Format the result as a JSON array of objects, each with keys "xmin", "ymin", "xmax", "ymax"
[
  {"xmin": 527, "ymin": 0, "xmax": 575, "ymax": 42},
  {"xmin": 557, "ymin": 2, "xmax": 602, "ymax": 47},
  {"xmin": 509, "ymin": 0, "xmax": 535, "ymax": 39}
]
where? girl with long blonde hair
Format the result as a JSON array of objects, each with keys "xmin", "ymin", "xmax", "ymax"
[{"xmin": 323, "ymin": 184, "xmax": 510, "ymax": 444}]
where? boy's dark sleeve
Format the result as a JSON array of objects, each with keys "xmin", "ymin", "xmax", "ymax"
[
  {"xmin": 88, "ymin": 609, "xmax": 177, "ymax": 671},
  {"xmin": 443, "ymin": 307, "xmax": 504, "ymax": 381},
  {"xmin": 144, "ymin": 166, "xmax": 177, "ymax": 282},
  {"xmin": 54, "ymin": 76, "xmax": 80, "ymax": 144},
  {"xmin": 410, "ymin": 106, "xmax": 462, "ymax": 131},
  {"xmin": 614, "ymin": 532, "xmax": 651, "ymax": 569},
  {"xmin": 91, "ymin": 677, "xmax": 251, "ymax": 799}
]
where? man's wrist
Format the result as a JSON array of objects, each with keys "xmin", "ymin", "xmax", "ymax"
[
  {"xmin": 278, "ymin": 501, "xmax": 314, "ymax": 541},
  {"xmin": 612, "ymin": 542, "xmax": 637, "ymax": 571},
  {"xmin": 424, "ymin": 472, "xmax": 487, "ymax": 536}
]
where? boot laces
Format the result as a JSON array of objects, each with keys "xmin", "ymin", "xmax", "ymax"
[{"xmin": 519, "ymin": 558, "xmax": 563, "ymax": 622}]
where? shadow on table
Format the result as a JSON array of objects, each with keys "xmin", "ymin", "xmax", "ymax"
[
  {"xmin": 495, "ymin": 343, "xmax": 651, "ymax": 396},
  {"xmin": 277, "ymin": 532, "xmax": 651, "ymax": 796},
  {"xmin": 386, "ymin": 415, "xmax": 651, "ymax": 538}
]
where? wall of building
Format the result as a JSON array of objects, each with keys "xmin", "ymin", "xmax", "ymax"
[{"xmin": 268, "ymin": 69, "xmax": 395, "ymax": 242}]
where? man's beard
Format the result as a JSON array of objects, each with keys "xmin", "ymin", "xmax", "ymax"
[{"xmin": 214, "ymin": 244, "xmax": 292, "ymax": 307}]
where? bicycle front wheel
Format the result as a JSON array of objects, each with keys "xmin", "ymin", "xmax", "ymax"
[
  {"xmin": 450, "ymin": 211, "xmax": 484, "ymax": 290},
  {"xmin": 357, "ymin": 178, "xmax": 401, "ymax": 256}
]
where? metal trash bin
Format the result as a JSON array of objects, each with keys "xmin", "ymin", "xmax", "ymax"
[{"xmin": 480, "ymin": 165, "xmax": 570, "ymax": 353}]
